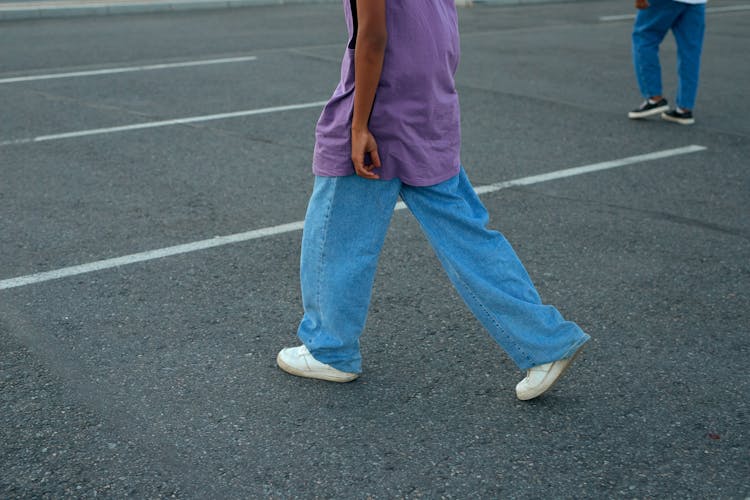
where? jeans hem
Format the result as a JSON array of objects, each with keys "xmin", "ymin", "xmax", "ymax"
[{"xmin": 521, "ymin": 334, "xmax": 591, "ymax": 371}]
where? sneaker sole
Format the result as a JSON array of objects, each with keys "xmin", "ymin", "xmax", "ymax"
[
  {"xmin": 276, "ymin": 352, "xmax": 359, "ymax": 383},
  {"xmin": 661, "ymin": 112, "xmax": 694, "ymax": 125},
  {"xmin": 628, "ymin": 105, "xmax": 669, "ymax": 119},
  {"xmin": 516, "ymin": 345, "xmax": 584, "ymax": 401}
]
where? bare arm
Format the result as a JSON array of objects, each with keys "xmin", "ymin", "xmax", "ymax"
[{"xmin": 351, "ymin": 0, "xmax": 387, "ymax": 179}]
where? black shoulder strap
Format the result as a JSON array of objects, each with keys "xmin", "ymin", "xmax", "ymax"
[{"xmin": 348, "ymin": 0, "xmax": 358, "ymax": 49}]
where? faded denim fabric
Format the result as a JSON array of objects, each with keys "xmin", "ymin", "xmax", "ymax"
[
  {"xmin": 632, "ymin": 0, "xmax": 706, "ymax": 109},
  {"xmin": 297, "ymin": 169, "xmax": 590, "ymax": 373}
]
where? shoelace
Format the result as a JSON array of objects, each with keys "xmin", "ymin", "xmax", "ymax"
[{"xmin": 297, "ymin": 348, "xmax": 318, "ymax": 369}]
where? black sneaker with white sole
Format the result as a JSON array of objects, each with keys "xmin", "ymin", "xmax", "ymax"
[
  {"xmin": 628, "ymin": 98, "xmax": 669, "ymax": 119},
  {"xmin": 661, "ymin": 108, "xmax": 695, "ymax": 125}
]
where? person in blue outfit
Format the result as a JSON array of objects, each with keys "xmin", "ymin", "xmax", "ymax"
[
  {"xmin": 276, "ymin": 0, "xmax": 590, "ymax": 400},
  {"xmin": 628, "ymin": 0, "xmax": 706, "ymax": 125}
]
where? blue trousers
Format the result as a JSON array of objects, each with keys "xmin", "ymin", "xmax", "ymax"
[
  {"xmin": 632, "ymin": 0, "xmax": 706, "ymax": 110},
  {"xmin": 296, "ymin": 169, "xmax": 590, "ymax": 373}
]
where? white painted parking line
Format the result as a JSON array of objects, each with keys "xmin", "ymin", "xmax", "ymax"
[
  {"xmin": 598, "ymin": 13, "xmax": 638, "ymax": 22},
  {"xmin": 0, "ymin": 145, "xmax": 707, "ymax": 291},
  {"xmin": 0, "ymin": 101, "xmax": 330, "ymax": 147},
  {"xmin": 0, "ymin": 56, "xmax": 258, "ymax": 84},
  {"xmin": 472, "ymin": 145, "xmax": 706, "ymax": 195},
  {"xmin": 704, "ymin": 4, "xmax": 750, "ymax": 13},
  {"xmin": 600, "ymin": 4, "xmax": 750, "ymax": 22}
]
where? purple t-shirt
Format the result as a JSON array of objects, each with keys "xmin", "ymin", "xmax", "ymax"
[{"xmin": 312, "ymin": 0, "xmax": 461, "ymax": 187}]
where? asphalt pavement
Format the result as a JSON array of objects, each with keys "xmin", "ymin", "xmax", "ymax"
[
  {"xmin": 1, "ymin": 0, "xmax": 749, "ymax": 498},
  {"xmin": 0, "ymin": 0, "xmax": 336, "ymax": 22},
  {"xmin": 0, "ymin": 0, "xmax": 593, "ymax": 21}
]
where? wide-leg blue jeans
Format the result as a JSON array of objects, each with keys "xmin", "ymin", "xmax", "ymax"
[
  {"xmin": 632, "ymin": 0, "xmax": 706, "ymax": 110},
  {"xmin": 296, "ymin": 169, "xmax": 590, "ymax": 373}
]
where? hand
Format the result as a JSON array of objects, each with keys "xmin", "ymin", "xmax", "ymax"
[
  {"xmin": 635, "ymin": 0, "xmax": 649, "ymax": 9},
  {"xmin": 351, "ymin": 127, "xmax": 381, "ymax": 180}
]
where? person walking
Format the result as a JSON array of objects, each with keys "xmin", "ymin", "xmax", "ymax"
[
  {"xmin": 277, "ymin": 0, "xmax": 590, "ymax": 401},
  {"xmin": 628, "ymin": 0, "xmax": 707, "ymax": 125}
]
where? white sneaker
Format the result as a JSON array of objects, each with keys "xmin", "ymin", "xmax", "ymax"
[
  {"xmin": 515, "ymin": 347, "xmax": 583, "ymax": 401},
  {"xmin": 276, "ymin": 345, "xmax": 358, "ymax": 383}
]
